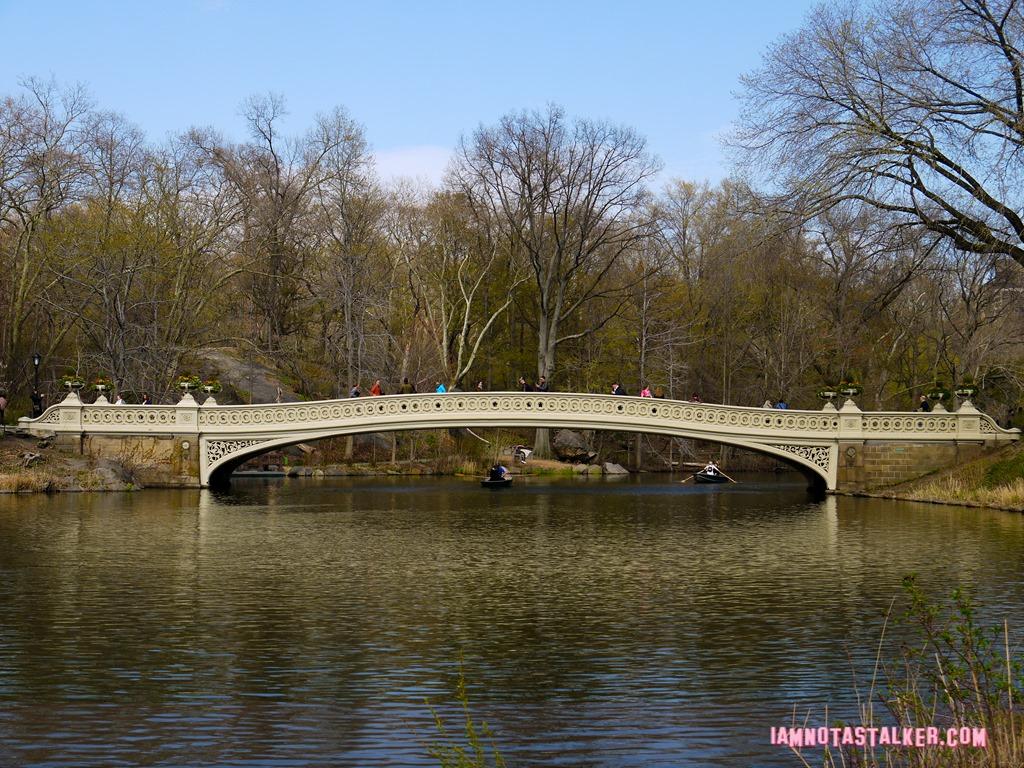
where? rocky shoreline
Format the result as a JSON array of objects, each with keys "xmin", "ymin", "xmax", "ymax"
[
  {"xmin": 0, "ymin": 433, "xmax": 137, "ymax": 492},
  {"xmin": 4, "ymin": 428, "xmax": 1019, "ymax": 511},
  {"xmin": 0, "ymin": 433, "xmax": 634, "ymax": 493}
]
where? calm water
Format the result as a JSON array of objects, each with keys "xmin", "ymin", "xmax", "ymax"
[{"xmin": 1, "ymin": 475, "xmax": 1023, "ymax": 767}]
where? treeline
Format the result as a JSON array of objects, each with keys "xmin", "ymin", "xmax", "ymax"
[{"xmin": 0, "ymin": 67, "xmax": 1022, "ymax": 431}]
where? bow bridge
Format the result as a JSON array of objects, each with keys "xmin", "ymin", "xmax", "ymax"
[{"xmin": 21, "ymin": 391, "xmax": 1018, "ymax": 491}]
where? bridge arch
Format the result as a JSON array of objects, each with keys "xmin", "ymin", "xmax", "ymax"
[{"xmin": 203, "ymin": 420, "xmax": 834, "ymax": 490}]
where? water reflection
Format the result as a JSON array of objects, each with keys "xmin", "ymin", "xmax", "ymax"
[{"xmin": 0, "ymin": 476, "xmax": 1022, "ymax": 767}]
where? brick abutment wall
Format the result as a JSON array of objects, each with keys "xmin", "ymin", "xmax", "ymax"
[{"xmin": 836, "ymin": 440, "xmax": 989, "ymax": 492}]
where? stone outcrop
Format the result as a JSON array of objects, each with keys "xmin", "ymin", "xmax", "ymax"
[{"xmin": 553, "ymin": 429, "xmax": 597, "ymax": 463}]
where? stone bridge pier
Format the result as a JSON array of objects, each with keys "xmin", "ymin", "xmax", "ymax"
[{"xmin": 21, "ymin": 391, "xmax": 1019, "ymax": 492}]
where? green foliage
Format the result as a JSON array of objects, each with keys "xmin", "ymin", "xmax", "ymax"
[
  {"xmin": 60, "ymin": 373, "xmax": 84, "ymax": 389},
  {"xmin": 983, "ymin": 450, "xmax": 1024, "ymax": 490},
  {"xmin": 927, "ymin": 382, "xmax": 952, "ymax": 401},
  {"xmin": 177, "ymin": 374, "xmax": 203, "ymax": 390},
  {"xmin": 814, "ymin": 578, "xmax": 1024, "ymax": 768}
]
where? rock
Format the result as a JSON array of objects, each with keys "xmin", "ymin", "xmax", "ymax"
[
  {"xmin": 602, "ymin": 462, "xmax": 629, "ymax": 475},
  {"xmin": 354, "ymin": 433, "xmax": 391, "ymax": 452},
  {"xmin": 311, "ymin": 469, "xmax": 325, "ymax": 478},
  {"xmin": 572, "ymin": 463, "xmax": 590, "ymax": 474},
  {"xmin": 553, "ymin": 430, "xmax": 597, "ymax": 463},
  {"xmin": 20, "ymin": 452, "xmax": 42, "ymax": 468},
  {"xmin": 195, "ymin": 348, "xmax": 302, "ymax": 405}
]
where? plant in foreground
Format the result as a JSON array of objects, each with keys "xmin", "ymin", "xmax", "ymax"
[
  {"xmin": 425, "ymin": 658, "xmax": 506, "ymax": 768},
  {"xmin": 792, "ymin": 577, "xmax": 1024, "ymax": 768}
]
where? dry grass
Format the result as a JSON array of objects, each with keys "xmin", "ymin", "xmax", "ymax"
[
  {"xmin": 909, "ymin": 476, "xmax": 1024, "ymax": 510},
  {"xmin": 0, "ymin": 435, "xmax": 133, "ymax": 493},
  {"xmin": 0, "ymin": 471, "xmax": 53, "ymax": 493},
  {"xmin": 889, "ymin": 443, "xmax": 1024, "ymax": 510}
]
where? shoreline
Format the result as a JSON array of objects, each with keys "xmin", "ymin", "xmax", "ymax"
[
  {"xmin": 3, "ymin": 432, "xmax": 1020, "ymax": 510},
  {"xmin": 834, "ymin": 489, "xmax": 1024, "ymax": 514}
]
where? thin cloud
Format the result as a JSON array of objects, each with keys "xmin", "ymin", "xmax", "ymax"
[{"xmin": 374, "ymin": 145, "xmax": 451, "ymax": 188}]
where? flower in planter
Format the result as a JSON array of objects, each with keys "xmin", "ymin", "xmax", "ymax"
[
  {"xmin": 817, "ymin": 386, "xmax": 839, "ymax": 400},
  {"xmin": 177, "ymin": 374, "xmax": 203, "ymax": 391},
  {"xmin": 926, "ymin": 382, "xmax": 951, "ymax": 401},
  {"xmin": 954, "ymin": 380, "xmax": 978, "ymax": 398},
  {"xmin": 838, "ymin": 379, "xmax": 863, "ymax": 396},
  {"xmin": 202, "ymin": 379, "xmax": 223, "ymax": 394},
  {"xmin": 92, "ymin": 376, "xmax": 113, "ymax": 392},
  {"xmin": 61, "ymin": 373, "xmax": 85, "ymax": 390}
]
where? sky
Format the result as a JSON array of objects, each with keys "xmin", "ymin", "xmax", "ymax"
[{"xmin": 0, "ymin": 0, "xmax": 818, "ymax": 187}]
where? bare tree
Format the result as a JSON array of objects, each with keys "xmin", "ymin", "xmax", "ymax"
[
  {"xmin": 0, "ymin": 78, "xmax": 91, "ymax": 388},
  {"xmin": 734, "ymin": 0, "xmax": 1024, "ymax": 270},
  {"xmin": 405, "ymin": 190, "xmax": 527, "ymax": 388},
  {"xmin": 451, "ymin": 105, "xmax": 660, "ymax": 453},
  {"xmin": 199, "ymin": 95, "xmax": 369, "ymax": 354}
]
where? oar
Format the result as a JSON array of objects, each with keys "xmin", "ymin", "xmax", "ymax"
[
  {"xmin": 679, "ymin": 474, "xmax": 695, "ymax": 484},
  {"xmin": 716, "ymin": 469, "xmax": 739, "ymax": 483}
]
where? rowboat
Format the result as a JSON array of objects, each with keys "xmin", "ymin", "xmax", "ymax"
[{"xmin": 694, "ymin": 469, "xmax": 729, "ymax": 484}]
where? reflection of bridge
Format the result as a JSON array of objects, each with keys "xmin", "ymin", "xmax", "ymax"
[{"xmin": 22, "ymin": 391, "xmax": 1018, "ymax": 491}]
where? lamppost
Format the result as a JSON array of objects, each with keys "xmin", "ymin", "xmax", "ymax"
[{"xmin": 32, "ymin": 353, "xmax": 40, "ymax": 393}]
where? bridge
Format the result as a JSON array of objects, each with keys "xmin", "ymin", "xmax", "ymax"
[{"xmin": 20, "ymin": 390, "xmax": 1019, "ymax": 491}]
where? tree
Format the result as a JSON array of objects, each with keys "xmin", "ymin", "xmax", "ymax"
[
  {"xmin": 734, "ymin": 0, "xmax": 1024, "ymax": 271},
  {"xmin": 401, "ymin": 190, "xmax": 526, "ymax": 389},
  {"xmin": 198, "ymin": 95, "xmax": 370, "ymax": 354},
  {"xmin": 0, "ymin": 78, "xmax": 91, "ymax": 390},
  {"xmin": 451, "ymin": 105, "xmax": 660, "ymax": 454}
]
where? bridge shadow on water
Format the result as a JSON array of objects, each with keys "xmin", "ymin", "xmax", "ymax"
[{"xmin": 211, "ymin": 472, "xmax": 825, "ymax": 510}]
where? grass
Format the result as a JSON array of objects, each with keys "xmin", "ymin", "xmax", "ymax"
[
  {"xmin": 0, "ymin": 471, "xmax": 53, "ymax": 492},
  {"xmin": 889, "ymin": 443, "xmax": 1024, "ymax": 510}
]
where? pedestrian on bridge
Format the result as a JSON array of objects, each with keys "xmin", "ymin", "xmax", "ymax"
[
  {"xmin": 536, "ymin": 376, "xmax": 549, "ymax": 392},
  {"xmin": 399, "ymin": 377, "xmax": 415, "ymax": 394},
  {"xmin": 31, "ymin": 390, "xmax": 45, "ymax": 417},
  {"xmin": 370, "ymin": 380, "xmax": 383, "ymax": 396},
  {"xmin": 917, "ymin": 394, "xmax": 932, "ymax": 412},
  {"xmin": 435, "ymin": 382, "xmax": 447, "ymax": 393},
  {"xmin": 0, "ymin": 392, "xmax": 7, "ymax": 434},
  {"xmin": 349, "ymin": 384, "xmax": 361, "ymax": 397}
]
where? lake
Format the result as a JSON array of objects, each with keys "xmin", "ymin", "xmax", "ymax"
[{"xmin": 1, "ymin": 475, "xmax": 1022, "ymax": 767}]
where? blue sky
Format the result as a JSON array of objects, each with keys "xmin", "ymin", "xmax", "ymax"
[{"xmin": 0, "ymin": 0, "xmax": 817, "ymax": 185}]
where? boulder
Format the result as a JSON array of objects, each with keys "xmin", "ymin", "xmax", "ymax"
[
  {"xmin": 602, "ymin": 462, "xmax": 629, "ymax": 475},
  {"xmin": 553, "ymin": 430, "xmax": 597, "ymax": 463}
]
